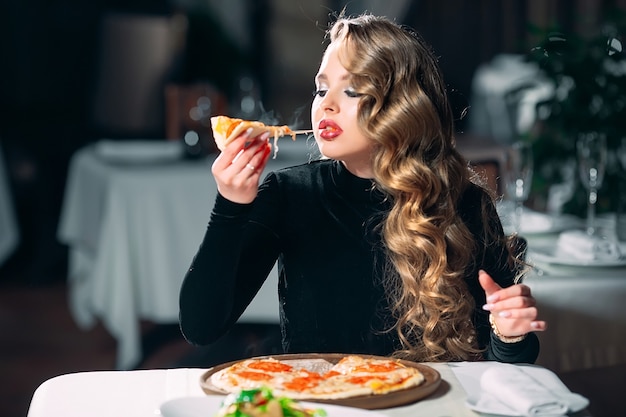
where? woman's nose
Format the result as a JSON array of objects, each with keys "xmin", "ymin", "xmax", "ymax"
[{"xmin": 320, "ymin": 92, "xmax": 338, "ymax": 113}]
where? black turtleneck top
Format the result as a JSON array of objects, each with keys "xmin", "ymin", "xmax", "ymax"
[{"xmin": 179, "ymin": 159, "xmax": 539, "ymax": 363}]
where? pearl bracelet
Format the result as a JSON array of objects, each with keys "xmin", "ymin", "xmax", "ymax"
[{"xmin": 489, "ymin": 313, "xmax": 527, "ymax": 343}]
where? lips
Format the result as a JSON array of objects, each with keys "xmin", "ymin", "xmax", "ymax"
[{"xmin": 318, "ymin": 119, "xmax": 343, "ymax": 139}]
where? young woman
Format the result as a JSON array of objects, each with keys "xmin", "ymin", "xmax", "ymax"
[{"xmin": 179, "ymin": 13, "xmax": 546, "ymax": 363}]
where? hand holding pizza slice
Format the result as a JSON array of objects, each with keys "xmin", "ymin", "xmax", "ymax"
[
  {"xmin": 211, "ymin": 116, "xmax": 306, "ymax": 154},
  {"xmin": 209, "ymin": 115, "xmax": 312, "ymax": 203}
]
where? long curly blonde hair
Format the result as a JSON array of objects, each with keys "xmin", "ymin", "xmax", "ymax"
[{"xmin": 328, "ymin": 14, "xmax": 493, "ymax": 361}]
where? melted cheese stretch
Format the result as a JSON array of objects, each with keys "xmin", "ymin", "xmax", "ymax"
[
  {"xmin": 210, "ymin": 115, "xmax": 296, "ymax": 157},
  {"xmin": 271, "ymin": 127, "xmax": 298, "ymax": 159}
]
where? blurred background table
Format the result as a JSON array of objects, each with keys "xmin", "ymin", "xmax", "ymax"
[
  {"xmin": 58, "ymin": 139, "xmax": 312, "ymax": 369},
  {"xmin": 525, "ymin": 230, "xmax": 626, "ymax": 375},
  {"xmin": 0, "ymin": 142, "xmax": 19, "ymax": 268}
]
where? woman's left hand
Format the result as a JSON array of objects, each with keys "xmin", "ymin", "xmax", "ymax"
[{"xmin": 479, "ymin": 270, "xmax": 547, "ymax": 337}]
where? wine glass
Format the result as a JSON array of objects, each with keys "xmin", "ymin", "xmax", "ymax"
[
  {"xmin": 503, "ymin": 141, "xmax": 534, "ymax": 234},
  {"xmin": 577, "ymin": 132, "xmax": 607, "ymax": 236},
  {"xmin": 617, "ymin": 137, "xmax": 626, "ymax": 242}
]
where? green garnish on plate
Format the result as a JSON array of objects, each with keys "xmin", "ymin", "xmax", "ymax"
[{"xmin": 216, "ymin": 386, "xmax": 327, "ymax": 417}]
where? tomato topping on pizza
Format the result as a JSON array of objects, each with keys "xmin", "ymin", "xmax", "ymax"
[{"xmin": 248, "ymin": 360, "xmax": 294, "ymax": 373}]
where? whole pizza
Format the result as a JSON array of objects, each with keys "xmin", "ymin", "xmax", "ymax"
[{"xmin": 207, "ymin": 355, "xmax": 426, "ymax": 400}]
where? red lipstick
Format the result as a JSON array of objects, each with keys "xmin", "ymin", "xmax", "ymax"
[{"xmin": 318, "ymin": 119, "xmax": 343, "ymax": 139}]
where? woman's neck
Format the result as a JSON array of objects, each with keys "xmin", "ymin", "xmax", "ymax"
[{"xmin": 340, "ymin": 159, "xmax": 374, "ymax": 179}]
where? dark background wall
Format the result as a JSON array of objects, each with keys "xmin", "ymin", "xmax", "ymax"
[{"xmin": 0, "ymin": 0, "xmax": 624, "ymax": 283}]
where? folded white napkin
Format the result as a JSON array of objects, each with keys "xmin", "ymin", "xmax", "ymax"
[
  {"xmin": 519, "ymin": 209, "xmax": 554, "ymax": 234},
  {"xmin": 456, "ymin": 362, "xmax": 589, "ymax": 417},
  {"xmin": 496, "ymin": 202, "xmax": 556, "ymax": 234},
  {"xmin": 556, "ymin": 230, "xmax": 622, "ymax": 261},
  {"xmin": 94, "ymin": 140, "xmax": 183, "ymax": 163}
]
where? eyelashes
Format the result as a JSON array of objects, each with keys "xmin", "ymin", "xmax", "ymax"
[{"xmin": 312, "ymin": 89, "xmax": 363, "ymax": 98}]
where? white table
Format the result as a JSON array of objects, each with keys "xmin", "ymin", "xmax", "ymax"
[
  {"xmin": 0, "ymin": 142, "xmax": 19, "ymax": 268},
  {"xmin": 27, "ymin": 362, "xmax": 591, "ymax": 417},
  {"xmin": 524, "ymin": 231, "xmax": 626, "ymax": 374},
  {"xmin": 58, "ymin": 139, "xmax": 312, "ymax": 369}
]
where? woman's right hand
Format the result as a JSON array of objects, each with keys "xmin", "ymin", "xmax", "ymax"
[{"xmin": 211, "ymin": 128, "xmax": 272, "ymax": 204}]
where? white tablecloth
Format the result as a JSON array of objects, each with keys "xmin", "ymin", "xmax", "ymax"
[
  {"xmin": 58, "ymin": 139, "xmax": 313, "ymax": 369},
  {"xmin": 0, "ymin": 142, "xmax": 19, "ymax": 267},
  {"xmin": 525, "ymin": 232, "xmax": 626, "ymax": 374},
  {"xmin": 27, "ymin": 362, "xmax": 590, "ymax": 417}
]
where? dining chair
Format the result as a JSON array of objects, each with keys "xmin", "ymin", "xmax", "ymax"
[
  {"xmin": 91, "ymin": 12, "xmax": 186, "ymax": 139},
  {"xmin": 471, "ymin": 159, "xmax": 500, "ymax": 195},
  {"xmin": 456, "ymin": 133, "xmax": 506, "ymax": 195}
]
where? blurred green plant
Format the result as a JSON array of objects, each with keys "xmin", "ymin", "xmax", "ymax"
[{"xmin": 526, "ymin": 7, "xmax": 626, "ymax": 215}]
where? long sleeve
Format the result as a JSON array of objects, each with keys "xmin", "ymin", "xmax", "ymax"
[
  {"xmin": 179, "ymin": 193, "xmax": 280, "ymax": 346},
  {"xmin": 179, "ymin": 161, "xmax": 397, "ymax": 355},
  {"xmin": 485, "ymin": 332, "xmax": 540, "ymax": 363}
]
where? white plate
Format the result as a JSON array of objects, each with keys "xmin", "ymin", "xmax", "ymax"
[
  {"xmin": 497, "ymin": 202, "xmax": 582, "ymax": 235},
  {"xmin": 160, "ymin": 396, "xmax": 390, "ymax": 417},
  {"xmin": 451, "ymin": 362, "xmax": 589, "ymax": 417},
  {"xmin": 518, "ymin": 214, "xmax": 582, "ymax": 235},
  {"xmin": 529, "ymin": 243, "xmax": 626, "ymax": 267}
]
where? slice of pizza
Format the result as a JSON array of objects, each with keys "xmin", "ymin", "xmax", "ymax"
[
  {"xmin": 210, "ymin": 115, "xmax": 296, "ymax": 151},
  {"xmin": 210, "ymin": 358, "xmax": 295, "ymax": 393},
  {"xmin": 323, "ymin": 355, "xmax": 425, "ymax": 396}
]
